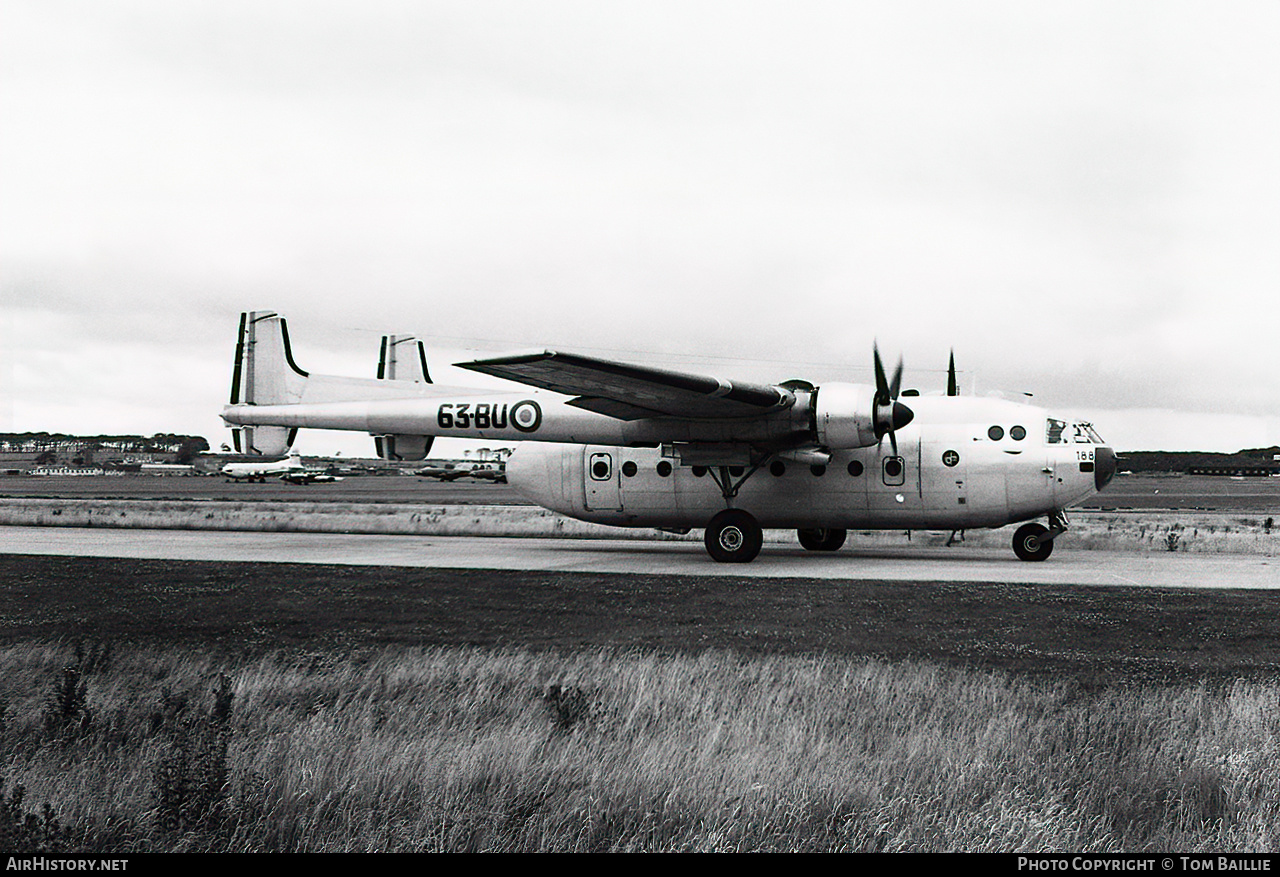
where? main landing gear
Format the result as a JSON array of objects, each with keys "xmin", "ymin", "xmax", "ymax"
[
  {"xmin": 701, "ymin": 462, "xmax": 768, "ymax": 563},
  {"xmin": 705, "ymin": 509, "xmax": 764, "ymax": 563}
]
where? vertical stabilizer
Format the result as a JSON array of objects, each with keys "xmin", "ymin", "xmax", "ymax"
[
  {"xmin": 228, "ymin": 311, "xmax": 309, "ymax": 454},
  {"xmin": 372, "ymin": 333, "xmax": 435, "ymax": 461},
  {"xmin": 377, "ymin": 334, "xmax": 432, "ymax": 383}
]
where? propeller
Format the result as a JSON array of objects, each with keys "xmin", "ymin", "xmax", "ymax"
[
  {"xmin": 947, "ymin": 349, "xmax": 959, "ymax": 397},
  {"xmin": 873, "ymin": 344, "xmax": 914, "ymax": 455}
]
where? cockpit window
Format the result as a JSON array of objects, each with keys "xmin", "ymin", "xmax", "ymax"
[
  {"xmin": 1079, "ymin": 422, "xmax": 1105, "ymax": 444},
  {"xmin": 1046, "ymin": 418, "xmax": 1067, "ymax": 444}
]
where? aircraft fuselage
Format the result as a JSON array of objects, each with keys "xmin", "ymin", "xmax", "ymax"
[{"xmin": 504, "ymin": 396, "xmax": 1116, "ymax": 532}]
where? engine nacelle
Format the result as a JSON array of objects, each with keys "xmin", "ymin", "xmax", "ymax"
[{"xmin": 812, "ymin": 382, "xmax": 881, "ymax": 449}]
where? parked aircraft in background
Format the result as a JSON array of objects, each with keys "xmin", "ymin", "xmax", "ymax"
[
  {"xmin": 220, "ymin": 449, "xmax": 304, "ymax": 482},
  {"xmin": 221, "ymin": 311, "xmax": 1117, "ymax": 562},
  {"xmin": 464, "ymin": 464, "xmax": 507, "ymax": 483},
  {"xmin": 221, "ymin": 449, "xmax": 342, "ymax": 484},
  {"xmin": 278, "ymin": 469, "xmax": 344, "ymax": 485},
  {"xmin": 415, "ymin": 461, "xmax": 508, "ymax": 483},
  {"xmin": 414, "ymin": 464, "xmax": 467, "ymax": 481}
]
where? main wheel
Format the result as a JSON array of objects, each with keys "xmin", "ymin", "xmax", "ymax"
[
  {"xmin": 797, "ymin": 528, "xmax": 847, "ymax": 551},
  {"xmin": 705, "ymin": 509, "xmax": 763, "ymax": 563},
  {"xmin": 1012, "ymin": 522, "xmax": 1054, "ymax": 561}
]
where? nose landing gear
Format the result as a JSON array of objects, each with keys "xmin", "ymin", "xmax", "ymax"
[{"xmin": 1012, "ymin": 510, "xmax": 1069, "ymax": 562}]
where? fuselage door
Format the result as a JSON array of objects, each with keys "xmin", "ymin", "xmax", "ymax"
[
  {"xmin": 584, "ymin": 448, "xmax": 623, "ymax": 511},
  {"xmin": 868, "ymin": 438, "xmax": 922, "ymax": 515}
]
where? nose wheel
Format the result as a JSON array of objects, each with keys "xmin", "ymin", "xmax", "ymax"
[
  {"xmin": 705, "ymin": 509, "xmax": 763, "ymax": 563},
  {"xmin": 1012, "ymin": 522, "xmax": 1054, "ymax": 562}
]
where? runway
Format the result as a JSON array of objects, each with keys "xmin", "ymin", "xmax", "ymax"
[{"xmin": 3, "ymin": 525, "xmax": 1275, "ymax": 588}]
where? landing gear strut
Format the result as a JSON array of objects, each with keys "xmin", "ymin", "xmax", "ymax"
[{"xmin": 701, "ymin": 461, "xmax": 767, "ymax": 563}]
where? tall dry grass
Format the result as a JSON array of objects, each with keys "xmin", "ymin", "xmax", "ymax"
[{"xmin": 1, "ymin": 642, "xmax": 1278, "ymax": 852}]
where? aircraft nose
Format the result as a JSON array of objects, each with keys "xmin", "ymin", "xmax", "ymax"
[{"xmin": 1095, "ymin": 446, "xmax": 1118, "ymax": 491}]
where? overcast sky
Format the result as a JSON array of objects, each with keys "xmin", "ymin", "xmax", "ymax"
[{"xmin": 2, "ymin": 1, "xmax": 1277, "ymax": 455}]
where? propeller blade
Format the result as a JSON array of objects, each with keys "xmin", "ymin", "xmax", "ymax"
[
  {"xmin": 873, "ymin": 343, "xmax": 889, "ymax": 404},
  {"xmin": 870, "ymin": 344, "xmax": 915, "ymax": 454},
  {"xmin": 947, "ymin": 350, "xmax": 958, "ymax": 396}
]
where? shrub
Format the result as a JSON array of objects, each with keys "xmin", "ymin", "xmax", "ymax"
[
  {"xmin": 152, "ymin": 674, "xmax": 235, "ymax": 837},
  {"xmin": 42, "ymin": 665, "xmax": 91, "ymax": 739},
  {"xmin": 0, "ymin": 780, "xmax": 72, "ymax": 853}
]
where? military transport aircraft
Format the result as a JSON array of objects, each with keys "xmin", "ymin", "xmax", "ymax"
[{"xmin": 221, "ymin": 311, "xmax": 1117, "ymax": 562}]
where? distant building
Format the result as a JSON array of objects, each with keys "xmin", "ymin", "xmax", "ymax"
[
  {"xmin": 30, "ymin": 467, "xmax": 106, "ymax": 477},
  {"xmin": 1188, "ymin": 466, "xmax": 1280, "ymax": 477}
]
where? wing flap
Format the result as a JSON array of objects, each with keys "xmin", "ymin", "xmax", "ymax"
[{"xmin": 456, "ymin": 350, "xmax": 793, "ymax": 420}]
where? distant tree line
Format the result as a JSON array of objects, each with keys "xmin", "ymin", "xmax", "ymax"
[
  {"xmin": 1120, "ymin": 447, "xmax": 1280, "ymax": 474},
  {"xmin": 1, "ymin": 433, "xmax": 210, "ymax": 464}
]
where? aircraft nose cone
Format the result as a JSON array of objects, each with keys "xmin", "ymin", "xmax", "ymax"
[{"xmin": 1095, "ymin": 446, "xmax": 1118, "ymax": 491}]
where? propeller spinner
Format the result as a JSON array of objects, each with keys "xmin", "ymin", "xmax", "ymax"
[{"xmin": 872, "ymin": 344, "xmax": 914, "ymax": 455}]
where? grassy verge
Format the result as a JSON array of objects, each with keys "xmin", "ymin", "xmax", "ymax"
[
  {"xmin": 2, "ymin": 642, "xmax": 1278, "ymax": 852},
  {"xmin": 3, "ymin": 556, "xmax": 1280, "ymax": 852}
]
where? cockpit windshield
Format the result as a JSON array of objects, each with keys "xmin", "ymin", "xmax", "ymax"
[
  {"xmin": 1076, "ymin": 422, "xmax": 1105, "ymax": 444},
  {"xmin": 1046, "ymin": 419, "xmax": 1105, "ymax": 445}
]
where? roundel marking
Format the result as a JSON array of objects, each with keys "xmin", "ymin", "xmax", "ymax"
[
  {"xmin": 510, "ymin": 400, "xmax": 542, "ymax": 433},
  {"xmin": 942, "ymin": 450, "xmax": 960, "ymax": 468}
]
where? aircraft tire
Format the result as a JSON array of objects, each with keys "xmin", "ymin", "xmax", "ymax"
[
  {"xmin": 705, "ymin": 509, "xmax": 763, "ymax": 563},
  {"xmin": 1012, "ymin": 523, "xmax": 1054, "ymax": 562},
  {"xmin": 797, "ymin": 528, "xmax": 847, "ymax": 551}
]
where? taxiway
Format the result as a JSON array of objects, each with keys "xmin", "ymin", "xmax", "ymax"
[{"xmin": 2, "ymin": 526, "xmax": 1274, "ymax": 589}]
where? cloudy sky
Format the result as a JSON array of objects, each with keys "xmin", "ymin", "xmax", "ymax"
[{"xmin": 2, "ymin": 1, "xmax": 1277, "ymax": 455}]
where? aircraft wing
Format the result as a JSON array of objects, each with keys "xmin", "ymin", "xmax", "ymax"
[{"xmin": 455, "ymin": 350, "xmax": 793, "ymax": 420}]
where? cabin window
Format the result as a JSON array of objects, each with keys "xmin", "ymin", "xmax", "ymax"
[
  {"xmin": 589, "ymin": 454, "xmax": 612, "ymax": 481},
  {"xmin": 882, "ymin": 456, "xmax": 905, "ymax": 486},
  {"xmin": 770, "ymin": 461, "xmax": 786, "ymax": 477},
  {"xmin": 847, "ymin": 460, "xmax": 864, "ymax": 477},
  {"xmin": 621, "ymin": 461, "xmax": 638, "ymax": 477},
  {"xmin": 692, "ymin": 465, "xmax": 707, "ymax": 477},
  {"xmin": 656, "ymin": 461, "xmax": 672, "ymax": 477},
  {"xmin": 810, "ymin": 464, "xmax": 827, "ymax": 477},
  {"xmin": 1010, "ymin": 425, "xmax": 1026, "ymax": 441},
  {"xmin": 988, "ymin": 425, "xmax": 1005, "ymax": 441}
]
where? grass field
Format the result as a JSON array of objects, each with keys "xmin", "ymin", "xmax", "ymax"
[{"xmin": 2, "ymin": 555, "xmax": 1280, "ymax": 852}]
